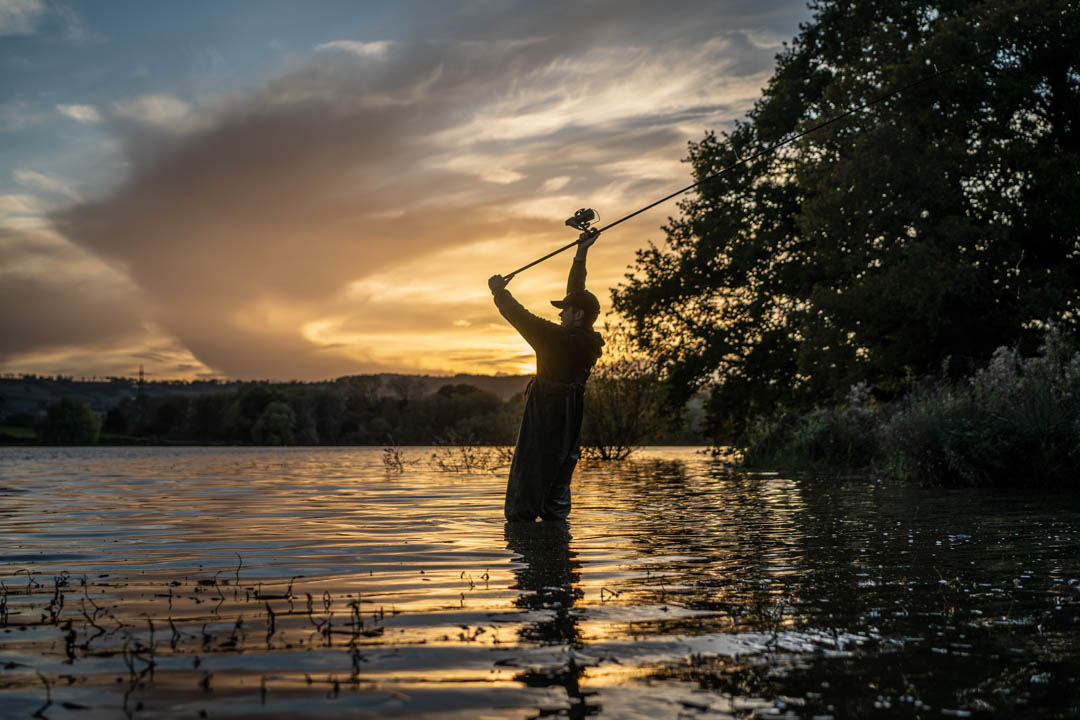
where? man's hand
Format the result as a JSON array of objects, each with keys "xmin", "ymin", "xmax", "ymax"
[
  {"xmin": 575, "ymin": 228, "xmax": 599, "ymax": 260},
  {"xmin": 488, "ymin": 274, "xmax": 508, "ymax": 293}
]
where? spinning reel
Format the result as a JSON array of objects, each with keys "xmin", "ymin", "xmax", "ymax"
[{"xmin": 564, "ymin": 208, "xmax": 599, "ymax": 233}]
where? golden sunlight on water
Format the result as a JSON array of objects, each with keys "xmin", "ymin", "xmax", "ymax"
[{"xmin": 1, "ymin": 447, "xmax": 1079, "ymax": 718}]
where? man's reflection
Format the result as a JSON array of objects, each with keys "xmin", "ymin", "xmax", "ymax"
[{"xmin": 505, "ymin": 520, "xmax": 596, "ymax": 717}]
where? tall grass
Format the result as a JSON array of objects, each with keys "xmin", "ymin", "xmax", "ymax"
[{"xmin": 742, "ymin": 327, "xmax": 1080, "ymax": 488}]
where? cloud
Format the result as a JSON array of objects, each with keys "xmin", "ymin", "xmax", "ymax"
[
  {"xmin": 39, "ymin": 0, "xmax": 804, "ymax": 379},
  {"xmin": 0, "ymin": 193, "xmax": 42, "ymax": 217},
  {"xmin": 0, "ymin": 1, "xmax": 99, "ymax": 42},
  {"xmin": 0, "ymin": 222, "xmax": 151, "ymax": 365},
  {"xmin": 14, "ymin": 169, "xmax": 82, "ymax": 202},
  {"xmin": 0, "ymin": 99, "xmax": 46, "ymax": 132},
  {"xmin": 315, "ymin": 39, "xmax": 393, "ymax": 58},
  {"xmin": 51, "ymin": 3, "xmax": 101, "ymax": 43},
  {"xmin": 0, "ymin": 0, "xmax": 44, "ymax": 36},
  {"xmin": 111, "ymin": 94, "xmax": 194, "ymax": 130},
  {"xmin": 56, "ymin": 103, "xmax": 102, "ymax": 123}
]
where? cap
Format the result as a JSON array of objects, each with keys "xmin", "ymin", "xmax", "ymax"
[{"xmin": 551, "ymin": 289, "xmax": 600, "ymax": 322}]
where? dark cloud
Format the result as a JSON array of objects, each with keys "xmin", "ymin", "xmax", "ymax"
[
  {"xmin": 39, "ymin": 0, "xmax": 805, "ymax": 379},
  {"xmin": 0, "ymin": 224, "xmax": 145, "ymax": 359}
]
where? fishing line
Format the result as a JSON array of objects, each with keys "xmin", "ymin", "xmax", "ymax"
[{"xmin": 501, "ymin": 48, "xmax": 994, "ymax": 282}]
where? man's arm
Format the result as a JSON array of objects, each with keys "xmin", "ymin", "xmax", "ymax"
[
  {"xmin": 567, "ymin": 229, "xmax": 598, "ymax": 293},
  {"xmin": 488, "ymin": 274, "xmax": 559, "ymax": 349}
]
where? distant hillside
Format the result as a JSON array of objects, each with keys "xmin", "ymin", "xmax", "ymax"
[
  {"xmin": 376, "ymin": 373, "xmax": 532, "ymax": 402},
  {"xmin": 0, "ymin": 373, "xmax": 533, "ymax": 421}
]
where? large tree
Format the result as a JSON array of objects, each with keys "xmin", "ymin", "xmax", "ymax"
[{"xmin": 613, "ymin": 0, "xmax": 1079, "ymax": 443}]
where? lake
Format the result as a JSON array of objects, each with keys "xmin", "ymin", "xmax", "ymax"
[{"xmin": 1, "ymin": 446, "xmax": 1078, "ymax": 718}]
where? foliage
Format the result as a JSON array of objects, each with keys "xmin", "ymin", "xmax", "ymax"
[
  {"xmin": 251, "ymin": 401, "xmax": 297, "ymax": 445},
  {"xmin": 40, "ymin": 397, "xmax": 100, "ymax": 445},
  {"xmin": 882, "ymin": 326, "xmax": 1080, "ymax": 486},
  {"xmin": 3, "ymin": 368, "xmax": 704, "ymax": 449},
  {"xmin": 81, "ymin": 379, "xmax": 529, "ymax": 446},
  {"xmin": 742, "ymin": 382, "xmax": 882, "ymax": 468},
  {"xmin": 746, "ymin": 327, "xmax": 1080, "ymax": 487},
  {"xmin": 613, "ymin": 0, "xmax": 1080, "ymax": 446},
  {"xmin": 581, "ymin": 325, "xmax": 672, "ymax": 460},
  {"xmin": 428, "ymin": 443, "xmax": 514, "ymax": 473}
]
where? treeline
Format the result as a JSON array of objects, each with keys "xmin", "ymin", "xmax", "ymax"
[
  {"xmin": 12, "ymin": 369, "xmax": 704, "ymax": 449},
  {"xmin": 96, "ymin": 377, "xmax": 524, "ymax": 445}
]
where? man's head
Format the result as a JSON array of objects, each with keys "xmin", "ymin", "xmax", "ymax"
[{"xmin": 552, "ymin": 289, "xmax": 600, "ymax": 328}]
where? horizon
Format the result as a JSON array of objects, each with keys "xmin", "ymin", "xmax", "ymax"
[{"xmin": 2, "ymin": 1, "xmax": 811, "ymax": 381}]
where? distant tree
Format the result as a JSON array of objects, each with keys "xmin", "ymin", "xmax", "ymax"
[
  {"xmin": 613, "ymin": 0, "xmax": 1080, "ymax": 445},
  {"xmin": 184, "ymin": 392, "xmax": 234, "ymax": 441},
  {"xmin": 314, "ymin": 387, "xmax": 346, "ymax": 442},
  {"xmin": 103, "ymin": 399, "xmax": 136, "ymax": 436},
  {"xmin": 387, "ymin": 375, "xmax": 426, "ymax": 406},
  {"xmin": 252, "ymin": 401, "xmax": 296, "ymax": 445},
  {"xmin": 143, "ymin": 395, "xmax": 189, "ymax": 438},
  {"xmin": 582, "ymin": 327, "xmax": 670, "ymax": 460},
  {"xmin": 228, "ymin": 384, "xmax": 287, "ymax": 441},
  {"xmin": 285, "ymin": 389, "xmax": 320, "ymax": 444},
  {"xmin": 40, "ymin": 397, "xmax": 100, "ymax": 444}
]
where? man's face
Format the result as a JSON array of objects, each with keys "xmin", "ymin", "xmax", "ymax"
[{"xmin": 559, "ymin": 305, "xmax": 584, "ymax": 328}]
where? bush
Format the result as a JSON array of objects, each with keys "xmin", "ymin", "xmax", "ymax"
[
  {"xmin": 883, "ymin": 330, "xmax": 1080, "ymax": 487},
  {"xmin": 582, "ymin": 349, "xmax": 669, "ymax": 460},
  {"xmin": 742, "ymin": 327, "xmax": 1080, "ymax": 487},
  {"xmin": 743, "ymin": 382, "xmax": 882, "ymax": 469}
]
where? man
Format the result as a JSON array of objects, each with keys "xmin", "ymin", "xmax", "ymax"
[{"xmin": 488, "ymin": 230, "xmax": 605, "ymax": 522}]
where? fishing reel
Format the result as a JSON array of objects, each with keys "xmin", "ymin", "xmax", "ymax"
[{"xmin": 565, "ymin": 207, "xmax": 598, "ymax": 232}]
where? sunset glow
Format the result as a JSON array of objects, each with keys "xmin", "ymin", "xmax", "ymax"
[{"xmin": 1, "ymin": 1, "xmax": 810, "ymax": 380}]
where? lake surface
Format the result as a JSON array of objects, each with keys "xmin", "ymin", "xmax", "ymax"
[{"xmin": 1, "ymin": 446, "xmax": 1078, "ymax": 719}]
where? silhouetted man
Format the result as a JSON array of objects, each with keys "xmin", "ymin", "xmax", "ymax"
[{"xmin": 488, "ymin": 230, "xmax": 604, "ymax": 522}]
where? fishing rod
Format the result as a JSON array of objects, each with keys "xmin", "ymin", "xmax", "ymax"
[{"xmin": 500, "ymin": 50, "xmax": 990, "ymax": 283}]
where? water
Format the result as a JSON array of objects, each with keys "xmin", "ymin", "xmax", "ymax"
[{"xmin": 1, "ymin": 447, "xmax": 1078, "ymax": 718}]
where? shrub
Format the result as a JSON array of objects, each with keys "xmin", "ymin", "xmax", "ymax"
[
  {"xmin": 884, "ymin": 330, "xmax": 1080, "ymax": 487},
  {"xmin": 742, "ymin": 327, "xmax": 1080, "ymax": 487},
  {"xmin": 743, "ymin": 382, "xmax": 882, "ymax": 469}
]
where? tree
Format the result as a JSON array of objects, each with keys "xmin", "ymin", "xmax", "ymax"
[
  {"xmin": 40, "ymin": 397, "xmax": 100, "ymax": 444},
  {"xmin": 581, "ymin": 326, "xmax": 671, "ymax": 459},
  {"xmin": 613, "ymin": 0, "xmax": 1080, "ymax": 444},
  {"xmin": 252, "ymin": 401, "xmax": 296, "ymax": 445}
]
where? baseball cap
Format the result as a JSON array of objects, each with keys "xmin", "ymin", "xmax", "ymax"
[{"xmin": 551, "ymin": 289, "xmax": 600, "ymax": 322}]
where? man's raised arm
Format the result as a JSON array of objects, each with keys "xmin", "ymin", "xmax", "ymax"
[{"xmin": 568, "ymin": 229, "xmax": 599, "ymax": 294}]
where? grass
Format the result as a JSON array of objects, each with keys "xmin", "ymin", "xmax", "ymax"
[{"xmin": 0, "ymin": 424, "xmax": 36, "ymax": 440}]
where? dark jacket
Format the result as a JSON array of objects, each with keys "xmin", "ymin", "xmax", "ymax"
[
  {"xmin": 492, "ymin": 259, "xmax": 604, "ymax": 384},
  {"xmin": 493, "ymin": 258, "xmax": 604, "ymax": 521}
]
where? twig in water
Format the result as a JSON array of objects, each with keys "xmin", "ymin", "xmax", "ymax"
[
  {"xmin": 265, "ymin": 602, "xmax": 276, "ymax": 646},
  {"xmin": 15, "ymin": 568, "xmax": 36, "ymax": 594},
  {"xmin": 169, "ymin": 615, "xmax": 180, "ymax": 651},
  {"xmin": 81, "ymin": 600, "xmax": 105, "ymax": 646},
  {"xmin": 31, "ymin": 671, "xmax": 51, "ymax": 719},
  {"xmin": 600, "ymin": 587, "xmax": 621, "ymax": 602}
]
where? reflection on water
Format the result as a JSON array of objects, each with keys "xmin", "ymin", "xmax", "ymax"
[{"xmin": 1, "ymin": 446, "xmax": 1079, "ymax": 718}]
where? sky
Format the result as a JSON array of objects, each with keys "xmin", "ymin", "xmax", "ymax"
[{"xmin": 1, "ymin": 0, "xmax": 811, "ymax": 380}]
